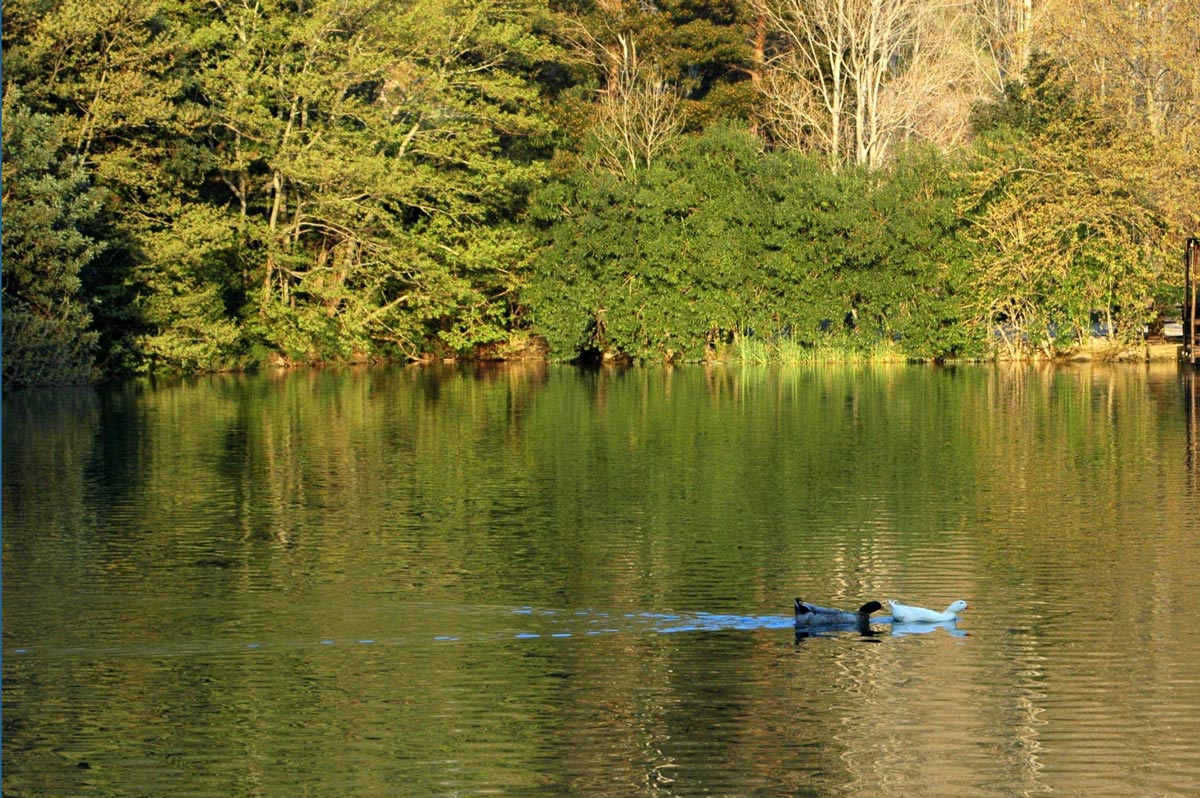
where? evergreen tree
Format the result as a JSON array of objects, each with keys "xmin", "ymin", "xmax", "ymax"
[{"xmin": 1, "ymin": 94, "xmax": 105, "ymax": 386}]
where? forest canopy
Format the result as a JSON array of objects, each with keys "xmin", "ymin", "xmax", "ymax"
[{"xmin": 3, "ymin": 0, "xmax": 1197, "ymax": 384}]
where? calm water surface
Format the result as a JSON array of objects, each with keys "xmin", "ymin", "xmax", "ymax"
[{"xmin": 4, "ymin": 363, "xmax": 1199, "ymax": 797}]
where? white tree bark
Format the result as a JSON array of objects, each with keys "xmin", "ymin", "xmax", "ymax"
[
  {"xmin": 754, "ymin": 0, "xmax": 991, "ymax": 167},
  {"xmin": 591, "ymin": 35, "xmax": 683, "ymax": 175}
]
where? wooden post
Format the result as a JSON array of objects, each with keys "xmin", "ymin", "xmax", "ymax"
[{"xmin": 1186, "ymin": 238, "xmax": 1200, "ymax": 365}]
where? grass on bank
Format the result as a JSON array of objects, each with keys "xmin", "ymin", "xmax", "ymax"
[{"xmin": 728, "ymin": 336, "xmax": 909, "ymax": 365}]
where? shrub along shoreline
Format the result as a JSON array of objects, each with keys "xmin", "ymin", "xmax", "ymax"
[{"xmin": 522, "ymin": 111, "xmax": 1179, "ymax": 367}]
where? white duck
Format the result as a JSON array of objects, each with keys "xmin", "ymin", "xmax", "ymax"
[{"xmin": 888, "ymin": 599, "xmax": 970, "ymax": 623}]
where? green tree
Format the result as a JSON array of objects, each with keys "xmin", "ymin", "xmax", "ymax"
[
  {"xmin": 965, "ymin": 59, "xmax": 1173, "ymax": 357},
  {"xmin": 189, "ymin": 0, "xmax": 561, "ymax": 364},
  {"xmin": 1, "ymin": 92, "xmax": 105, "ymax": 387},
  {"xmin": 3, "ymin": 0, "xmax": 231, "ymax": 372},
  {"xmin": 3, "ymin": 0, "xmax": 565, "ymax": 374},
  {"xmin": 557, "ymin": 0, "xmax": 759, "ymax": 132}
]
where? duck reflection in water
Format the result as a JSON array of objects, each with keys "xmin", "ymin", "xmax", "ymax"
[
  {"xmin": 890, "ymin": 619, "xmax": 969, "ymax": 638},
  {"xmin": 795, "ymin": 622, "xmax": 882, "ymax": 643}
]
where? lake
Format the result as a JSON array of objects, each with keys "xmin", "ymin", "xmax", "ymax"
[{"xmin": 3, "ymin": 362, "xmax": 1199, "ymax": 797}]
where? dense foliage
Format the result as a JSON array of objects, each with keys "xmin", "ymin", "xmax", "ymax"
[
  {"xmin": 3, "ymin": 0, "xmax": 562, "ymax": 380},
  {"xmin": 2, "ymin": 0, "xmax": 1195, "ymax": 385},
  {"xmin": 526, "ymin": 127, "xmax": 978, "ymax": 361}
]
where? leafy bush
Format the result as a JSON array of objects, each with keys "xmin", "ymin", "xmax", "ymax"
[{"xmin": 524, "ymin": 126, "xmax": 979, "ymax": 362}]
